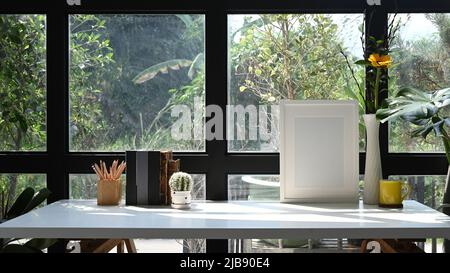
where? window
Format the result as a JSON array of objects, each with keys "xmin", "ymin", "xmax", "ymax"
[
  {"xmin": 228, "ymin": 174, "xmax": 364, "ymax": 253},
  {"xmin": 70, "ymin": 173, "xmax": 205, "ymax": 200},
  {"xmin": 388, "ymin": 175, "xmax": 446, "ymax": 210},
  {"xmin": 2, "ymin": 0, "xmax": 449, "ymax": 254},
  {"xmin": 0, "ymin": 15, "xmax": 46, "ymax": 151},
  {"xmin": 0, "ymin": 174, "xmax": 47, "ymax": 204},
  {"xmin": 389, "ymin": 175, "xmax": 446, "ymax": 253},
  {"xmin": 69, "ymin": 174, "xmax": 206, "ymax": 253},
  {"xmin": 69, "ymin": 174, "xmax": 125, "ymax": 200},
  {"xmin": 228, "ymin": 175, "xmax": 279, "ymax": 201},
  {"xmin": 227, "ymin": 14, "xmax": 365, "ymax": 152},
  {"xmin": 69, "ymin": 14, "xmax": 205, "ymax": 152},
  {"xmin": 389, "ymin": 13, "xmax": 450, "ymax": 153}
]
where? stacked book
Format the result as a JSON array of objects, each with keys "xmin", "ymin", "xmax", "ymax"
[{"xmin": 125, "ymin": 150, "xmax": 180, "ymax": 206}]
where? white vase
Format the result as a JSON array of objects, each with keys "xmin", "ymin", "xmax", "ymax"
[
  {"xmin": 171, "ymin": 191, "xmax": 192, "ymax": 209},
  {"xmin": 363, "ymin": 114, "xmax": 382, "ymax": 205}
]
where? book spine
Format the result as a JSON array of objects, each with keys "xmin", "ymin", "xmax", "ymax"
[
  {"xmin": 167, "ymin": 159, "xmax": 180, "ymax": 205},
  {"xmin": 125, "ymin": 151, "xmax": 137, "ymax": 205},
  {"xmin": 148, "ymin": 151, "xmax": 161, "ymax": 205},
  {"xmin": 160, "ymin": 150, "xmax": 173, "ymax": 205},
  {"xmin": 136, "ymin": 151, "xmax": 149, "ymax": 205}
]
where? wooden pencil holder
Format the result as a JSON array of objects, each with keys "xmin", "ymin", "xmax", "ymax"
[{"xmin": 97, "ymin": 179, "xmax": 122, "ymax": 206}]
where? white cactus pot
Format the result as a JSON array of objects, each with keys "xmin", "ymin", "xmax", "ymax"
[{"xmin": 171, "ymin": 191, "xmax": 192, "ymax": 209}]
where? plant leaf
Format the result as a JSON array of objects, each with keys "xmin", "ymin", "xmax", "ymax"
[
  {"xmin": 0, "ymin": 244, "xmax": 42, "ymax": 253},
  {"xmin": 6, "ymin": 187, "xmax": 34, "ymax": 220},
  {"xmin": 433, "ymin": 87, "xmax": 450, "ymax": 101},
  {"xmin": 411, "ymin": 124, "xmax": 433, "ymax": 139},
  {"xmin": 23, "ymin": 188, "xmax": 51, "ymax": 214},
  {"xmin": 188, "ymin": 53, "xmax": 204, "ymax": 79},
  {"xmin": 175, "ymin": 15, "xmax": 193, "ymax": 29},
  {"xmin": 355, "ymin": 60, "xmax": 370, "ymax": 66},
  {"xmin": 444, "ymin": 118, "xmax": 450, "ymax": 127},
  {"xmin": 133, "ymin": 59, "xmax": 193, "ymax": 84},
  {"xmin": 230, "ymin": 17, "xmax": 264, "ymax": 39},
  {"xmin": 396, "ymin": 87, "xmax": 430, "ymax": 102},
  {"xmin": 24, "ymin": 238, "xmax": 57, "ymax": 250}
]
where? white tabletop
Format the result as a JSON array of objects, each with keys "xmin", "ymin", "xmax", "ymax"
[{"xmin": 1, "ymin": 200, "xmax": 450, "ymax": 239}]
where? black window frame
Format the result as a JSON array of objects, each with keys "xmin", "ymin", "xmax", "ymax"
[{"xmin": 1, "ymin": 0, "xmax": 450, "ymax": 253}]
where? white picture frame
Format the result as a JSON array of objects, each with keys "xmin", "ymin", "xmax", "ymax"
[{"xmin": 279, "ymin": 100, "xmax": 359, "ymax": 203}]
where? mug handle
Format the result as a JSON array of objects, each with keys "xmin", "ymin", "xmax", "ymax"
[{"xmin": 401, "ymin": 182, "xmax": 411, "ymax": 201}]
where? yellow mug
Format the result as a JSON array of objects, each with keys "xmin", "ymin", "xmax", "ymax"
[{"xmin": 379, "ymin": 180, "xmax": 411, "ymax": 208}]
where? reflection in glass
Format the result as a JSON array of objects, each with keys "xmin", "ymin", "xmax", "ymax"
[
  {"xmin": 0, "ymin": 15, "xmax": 47, "ymax": 151},
  {"xmin": 69, "ymin": 15, "xmax": 205, "ymax": 152},
  {"xmin": 228, "ymin": 14, "xmax": 365, "ymax": 152},
  {"xmin": 69, "ymin": 173, "xmax": 206, "ymax": 253},
  {"xmin": 389, "ymin": 13, "xmax": 450, "ymax": 153},
  {"xmin": 389, "ymin": 175, "xmax": 446, "ymax": 253},
  {"xmin": 0, "ymin": 174, "xmax": 47, "ymax": 206},
  {"xmin": 69, "ymin": 173, "xmax": 205, "ymax": 201}
]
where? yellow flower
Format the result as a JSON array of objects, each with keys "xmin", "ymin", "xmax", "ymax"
[{"xmin": 368, "ymin": 53, "xmax": 392, "ymax": 68}]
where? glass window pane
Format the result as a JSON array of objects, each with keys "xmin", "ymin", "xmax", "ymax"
[
  {"xmin": 228, "ymin": 175, "xmax": 279, "ymax": 201},
  {"xmin": 69, "ymin": 174, "xmax": 125, "ymax": 200},
  {"xmin": 229, "ymin": 174, "xmax": 364, "ymax": 201},
  {"xmin": 69, "ymin": 173, "xmax": 206, "ymax": 253},
  {"xmin": 388, "ymin": 175, "xmax": 446, "ymax": 253},
  {"xmin": 228, "ymin": 174, "xmax": 278, "ymax": 253},
  {"xmin": 69, "ymin": 173, "xmax": 205, "ymax": 201},
  {"xmin": 228, "ymin": 174, "xmax": 365, "ymax": 253},
  {"xmin": 389, "ymin": 14, "xmax": 450, "ymax": 153},
  {"xmin": 69, "ymin": 15, "xmax": 205, "ymax": 152},
  {"xmin": 0, "ymin": 15, "xmax": 47, "ymax": 151},
  {"xmin": 0, "ymin": 174, "xmax": 47, "ymax": 209},
  {"xmin": 388, "ymin": 175, "xmax": 446, "ymax": 210},
  {"xmin": 227, "ymin": 14, "xmax": 365, "ymax": 152}
]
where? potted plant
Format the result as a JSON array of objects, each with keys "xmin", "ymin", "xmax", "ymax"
[
  {"xmin": 377, "ymin": 86, "xmax": 450, "ymax": 252},
  {"xmin": 169, "ymin": 172, "xmax": 193, "ymax": 209},
  {"xmin": 354, "ymin": 42, "xmax": 394, "ymax": 205},
  {"xmin": 1, "ymin": 187, "xmax": 57, "ymax": 252},
  {"xmin": 339, "ymin": 16, "xmax": 402, "ymax": 204}
]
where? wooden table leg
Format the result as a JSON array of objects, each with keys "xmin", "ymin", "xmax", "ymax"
[
  {"xmin": 80, "ymin": 239, "xmax": 124, "ymax": 253},
  {"xmin": 124, "ymin": 239, "xmax": 137, "ymax": 253},
  {"xmin": 378, "ymin": 239, "xmax": 398, "ymax": 253},
  {"xmin": 117, "ymin": 240, "xmax": 125, "ymax": 253},
  {"xmin": 360, "ymin": 240, "xmax": 369, "ymax": 253},
  {"xmin": 71, "ymin": 239, "xmax": 137, "ymax": 253}
]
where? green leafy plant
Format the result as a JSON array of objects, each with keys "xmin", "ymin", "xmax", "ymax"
[
  {"xmin": 377, "ymin": 87, "xmax": 450, "ymax": 163},
  {"xmin": 132, "ymin": 15, "xmax": 205, "ymax": 85},
  {"xmin": 355, "ymin": 50, "xmax": 393, "ymax": 113},
  {"xmin": 132, "ymin": 59, "xmax": 195, "ymax": 84},
  {"xmin": 341, "ymin": 14, "xmax": 402, "ymax": 114},
  {"xmin": 0, "ymin": 187, "xmax": 57, "ymax": 253},
  {"xmin": 0, "ymin": 15, "xmax": 47, "ymax": 151},
  {"xmin": 378, "ymin": 86, "xmax": 450, "ymax": 252},
  {"xmin": 169, "ymin": 172, "xmax": 193, "ymax": 192}
]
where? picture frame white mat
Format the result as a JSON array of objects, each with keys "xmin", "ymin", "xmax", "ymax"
[{"xmin": 279, "ymin": 100, "xmax": 359, "ymax": 203}]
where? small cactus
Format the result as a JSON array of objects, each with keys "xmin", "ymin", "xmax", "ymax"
[{"xmin": 169, "ymin": 172, "xmax": 193, "ymax": 192}]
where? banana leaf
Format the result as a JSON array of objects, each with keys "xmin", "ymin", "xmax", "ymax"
[
  {"xmin": 188, "ymin": 53, "xmax": 204, "ymax": 79},
  {"xmin": 133, "ymin": 59, "xmax": 192, "ymax": 84},
  {"xmin": 175, "ymin": 15, "xmax": 194, "ymax": 29}
]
